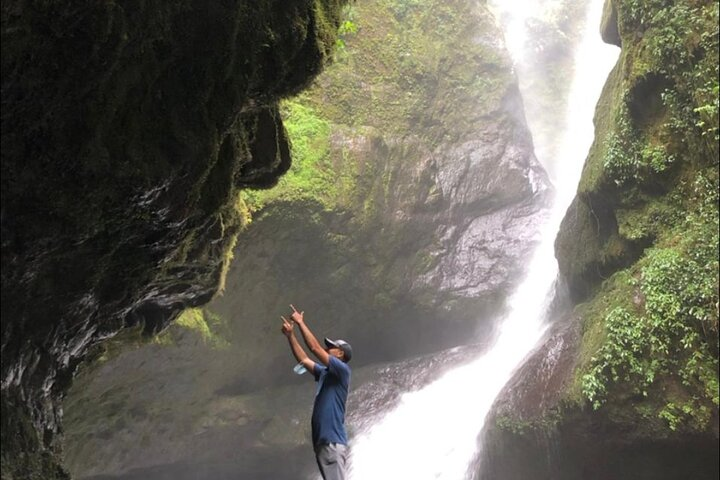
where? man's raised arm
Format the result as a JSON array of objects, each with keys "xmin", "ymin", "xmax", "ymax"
[
  {"xmin": 281, "ymin": 316, "xmax": 315, "ymax": 371},
  {"xmin": 290, "ymin": 304, "xmax": 331, "ymax": 366}
]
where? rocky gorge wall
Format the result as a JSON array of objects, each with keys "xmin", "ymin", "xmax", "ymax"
[
  {"xmin": 482, "ymin": 0, "xmax": 719, "ymax": 478},
  {"xmin": 0, "ymin": 1, "xmax": 347, "ymax": 478},
  {"xmin": 60, "ymin": 0, "xmax": 556, "ymax": 477}
]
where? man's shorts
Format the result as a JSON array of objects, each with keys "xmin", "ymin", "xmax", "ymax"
[{"xmin": 314, "ymin": 443, "xmax": 348, "ymax": 480}]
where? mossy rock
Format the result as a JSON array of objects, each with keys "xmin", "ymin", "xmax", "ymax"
[{"xmin": 546, "ymin": 0, "xmax": 719, "ymax": 470}]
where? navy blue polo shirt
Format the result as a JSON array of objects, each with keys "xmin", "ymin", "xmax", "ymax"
[{"xmin": 311, "ymin": 356, "xmax": 351, "ymax": 446}]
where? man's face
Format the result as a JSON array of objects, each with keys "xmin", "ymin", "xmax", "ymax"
[{"xmin": 327, "ymin": 346, "xmax": 344, "ymax": 360}]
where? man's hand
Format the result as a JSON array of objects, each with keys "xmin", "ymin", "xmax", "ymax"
[
  {"xmin": 281, "ymin": 316, "xmax": 294, "ymax": 337},
  {"xmin": 289, "ymin": 304, "xmax": 304, "ymax": 325},
  {"xmin": 288, "ymin": 304, "xmax": 329, "ymax": 366}
]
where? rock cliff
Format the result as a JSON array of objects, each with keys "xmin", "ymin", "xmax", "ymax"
[
  {"xmin": 482, "ymin": 0, "xmax": 719, "ymax": 478},
  {"xmin": 1, "ymin": 1, "xmax": 346, "ymax": 478}
]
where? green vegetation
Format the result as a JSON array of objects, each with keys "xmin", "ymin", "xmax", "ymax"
[
  {"xmin": 156, "ymin": 308, "xmax": 230, "ymax": 349},
  {"xmin": 243, "ymin": 0, "xmax": 514, "ymax": 221},
  {"xmin": 603, "ymin": 1, "xmax": 718, "ymax": 188},
  {"xmin": 298, "ymin": 0, "xmax": 511, "ymax": 140},
  {"xmin": 243, "ymin": 100, "xmax": 335, "ymax": 212},
  {"xmin": 216, "ymin": 193, "xmax": 250, "ymax": 294},
  {"xmin": 580, "ymin": 164, "xmax": 718, "ymax": 430},
  {"xmin": 495, "ymin": 409, "xmax": 563, "ymax": 436},
  {"xmin": 335, "ymin": 16, "xmax": 358, "ymax": 51},
  {"xmin": 602, "ymin": 106, "xmax": 677, "ymax": 186}
]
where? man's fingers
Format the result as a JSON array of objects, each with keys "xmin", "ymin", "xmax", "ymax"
[{"xmin": 290, "ymin": 304, "xmax": 298, "ymax": 313}]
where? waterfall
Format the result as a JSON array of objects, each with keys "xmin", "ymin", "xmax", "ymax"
[{"xmin": 346, "ymin": 1, "xmax": 619, "ymax": 479}]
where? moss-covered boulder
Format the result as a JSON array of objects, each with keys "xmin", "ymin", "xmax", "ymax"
[
  {"xmin": 0, "ymin": 1, "xmax": 347, "ymax": 478},
  {"xmin": 483, "ymin": 310, "xmax": 719, "ymax": 480},
  {"xmin": 483, "ymin": 0, "xmax": 719, "ymax": 477},
  {"xmin": 211, "ymin": 0, "xmax": 552, "ymax": 371}
]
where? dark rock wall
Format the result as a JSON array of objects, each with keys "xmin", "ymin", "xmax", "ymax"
[{"xmin": 0, "ymin": 1, "xmax": 345, "ymax": 478}]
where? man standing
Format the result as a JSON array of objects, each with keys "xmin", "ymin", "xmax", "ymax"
[{"xmin": 281, "ymin": 304, "xmax": 352, "ymax": 480}]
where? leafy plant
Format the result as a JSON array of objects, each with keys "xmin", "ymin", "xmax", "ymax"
[
  {"xmin": 582, "ymin": 224, "xmax": 719, "ymax": 428},
  {"xmin": 602, "ymin": 106, "xmax": 675, "ymax": 186},
  {"xmin": 335, "ymin": 19, "xmax": 358, "ymax": 50}
]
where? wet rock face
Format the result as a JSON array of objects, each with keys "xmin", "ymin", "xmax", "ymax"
[
  {"xmin": 419, "ymin": 112, "xmax": 551, "ymax": 300},
  {"xmin": 216, "ymin": 122, "xmax": 548, "ymax": 369},
  {"xmin": 0, "ymin": 1, "xmax": 345, "ymax": 478},
  {"xmin": 480, "ymin": 312, "xmax": 720, "ymax": 480},
  {"xmin": 489, "ymin": 312, "xmax": 582, "ymax": 422},
  {"xmin": 601, "ymin": 0, "xmax": 621, "ymax": 47}
]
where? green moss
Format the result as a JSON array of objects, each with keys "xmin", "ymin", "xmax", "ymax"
[
  {"xmin": 495, "ymin": 409, "xmax": 563, "ymax": 436},
  {"xmin": 577, "ymin": 63, "xmax": 622, "ymax": 193},
  {"xmin": 157, "ymin": 308, "xmax": 230, "ymax": 349},
  {"xmin": 601, "ymin": 106, "xmax": 679, "ymax": 187},
  {"xmin": 615, "ymin": 194, "xmax": 679, "ymax": 242},
  {"xmin": 174, "ymin": 309, "xmax": 210, "ymax": 337},
  {"xmin": 581, "ymin": 0, "xmax": 718, "ymax": 192},
  {"xmin": 313, "ymin": 0, "xmax": 349, "ymax": 62},
  {"xmin": 216, "ymin": 193, "xmax": 252, "ymax": 294},
  {"xmin": 242, "ymin": 100, "xmax": 336, "ymax": 211},
  {"xmin": 298, "ymin": 0, "xmax": 511, "ymax": 138},
  {"xmin": 242, "ymin": 0, "xmax": 513, "ymax": 232}
]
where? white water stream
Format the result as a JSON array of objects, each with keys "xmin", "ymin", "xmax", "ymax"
[{"xmin": 347, "ymin": 1, "xmax": 619, "ymax": 479}]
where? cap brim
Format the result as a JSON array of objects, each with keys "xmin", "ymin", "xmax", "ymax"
[{"xmin": 324, "ymin": 338, "xmax": 339, "ymax": 348}]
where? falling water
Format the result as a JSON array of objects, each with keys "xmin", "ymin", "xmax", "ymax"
[{"xmin": 347, "ymin": 1, "xmax": 619, "ymax": 479}]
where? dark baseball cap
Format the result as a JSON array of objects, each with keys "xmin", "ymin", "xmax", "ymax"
[{"xmin": 324, "ymin": 338, "xmax": 353, "ymax": 363}]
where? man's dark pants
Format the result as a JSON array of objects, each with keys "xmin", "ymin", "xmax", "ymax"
[{"xmin": 314, "ymin": 443, "xmax": 348, "ymax": 480}]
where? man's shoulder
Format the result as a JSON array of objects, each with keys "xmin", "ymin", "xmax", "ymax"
[
  {"xmin": 329, "ymin": 356, "xmax": 349, "ymax": 367},
  {"xmin": 328, "ymin": 356, "xmax": 350, "ymax": 375}
]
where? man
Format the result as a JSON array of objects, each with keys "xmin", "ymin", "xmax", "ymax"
[{"xmin": 281, "ymin": 304, "xmax": 352, "ymax": 480}]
